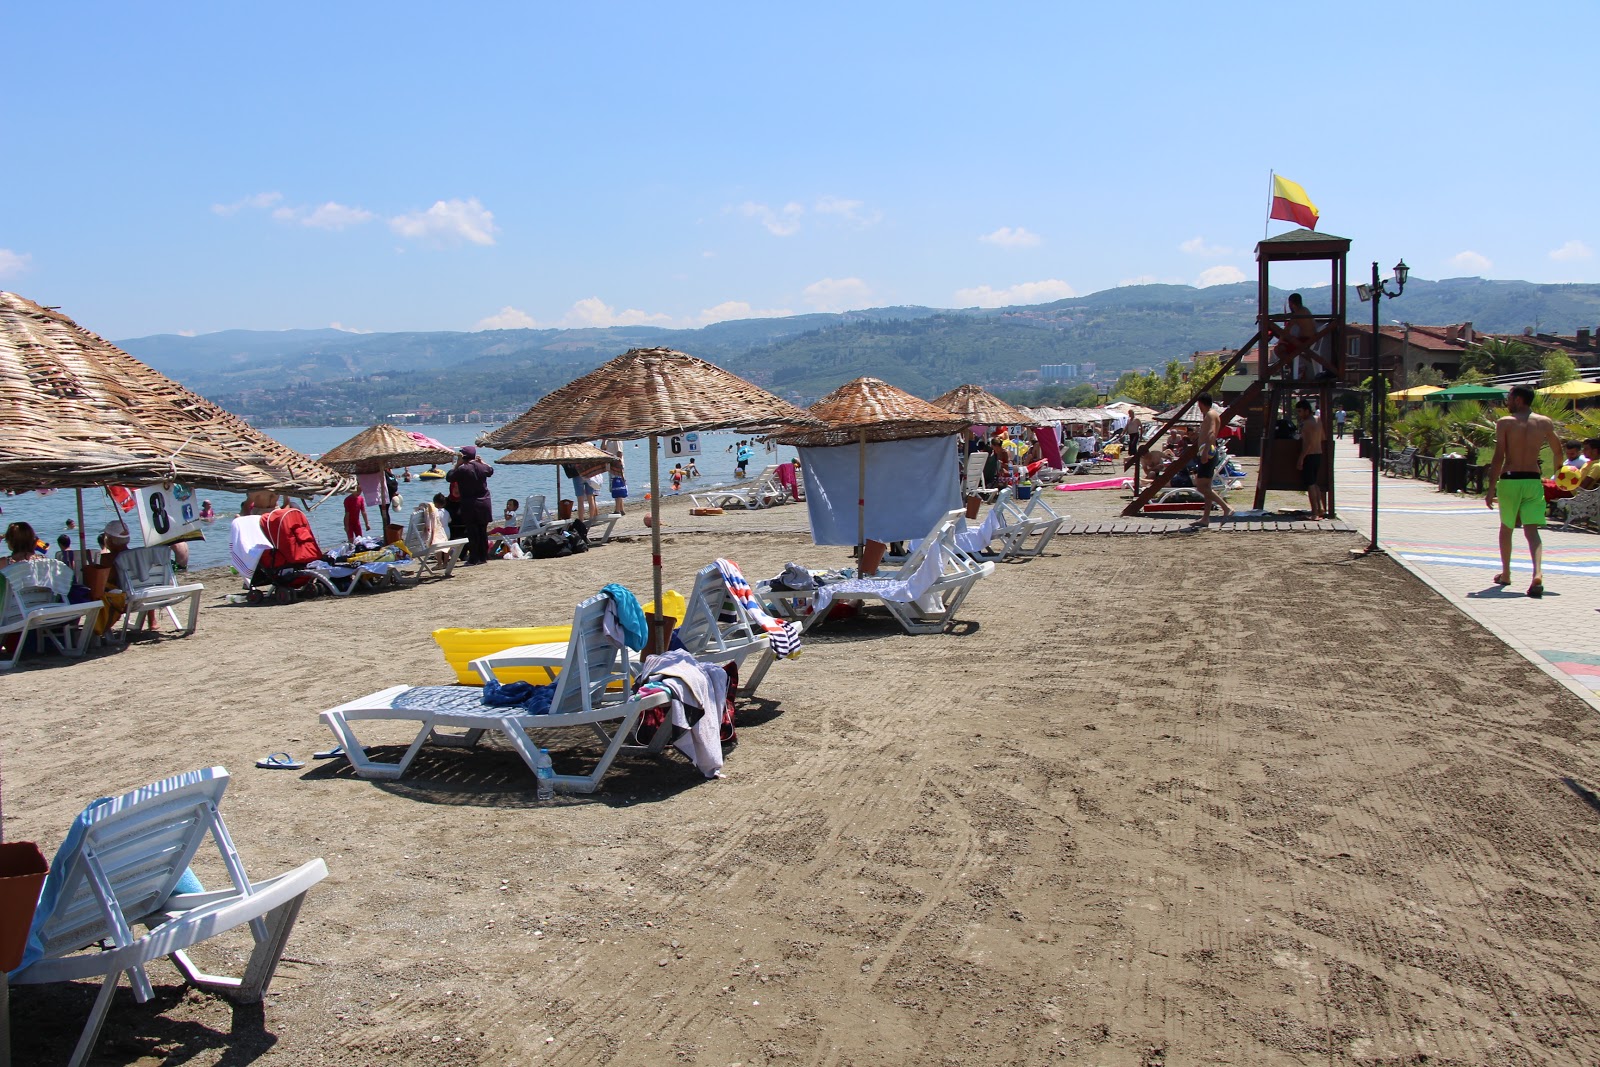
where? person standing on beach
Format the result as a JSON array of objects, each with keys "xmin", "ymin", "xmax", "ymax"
[
  {"xmin": 1191, "ymin": 393, "xmax": 1234, "ymax": 528},
  {"xmin": 343, "ymin": 486, "xmax": 370, "ymax": 543},
  {"xmin": 1486, "ymin": 385, "xmax": 1564, "ymax": 597},
  {"xmin": 1296, "ymin": 399, "xmax": 1326, "ymax": 519},
  {"xmin": 447, "ymin": 445, "xmax": 495, "ymax": 565}
]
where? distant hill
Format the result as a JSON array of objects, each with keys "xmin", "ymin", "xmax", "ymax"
[{"xmin": 115, "ymin": 278, "xmax": 1600, "ymax": 423}]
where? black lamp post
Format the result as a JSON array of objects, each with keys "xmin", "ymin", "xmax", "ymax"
[{"xmin": 1357, "ymin": 258, "xmax": 1408, "ymax": 552}]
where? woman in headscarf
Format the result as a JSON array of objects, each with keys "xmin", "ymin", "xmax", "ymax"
[{"xmin": 446, "ymin": 445, "xmax": 495, "ymax": 565}]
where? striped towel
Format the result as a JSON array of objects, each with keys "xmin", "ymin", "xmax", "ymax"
[{"xmin": 715, "ymin": 557, "xmax": 802, "ymax": 660}]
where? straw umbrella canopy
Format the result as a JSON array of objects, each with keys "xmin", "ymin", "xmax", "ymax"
[
  {"xmin": 0, "ymin": 291, "xmax": 349, "ymax": 495},
  {"xmin": 479, "ymin": 348, "xmax": 822, "ymax": 630},
  {"xmin": 928, "ymin": 384, "xmax": 1037, "ymax": 427},
  {"xmin": 772, "ymin": 377, "xmax": 967, "ymax": 547},
  {"xmin": 319, "ymin": 423, "xmax": 457, "ymax": 475},
  {"xmin": 497, "ymin": 442, "xmax": 614, "ymax": 508}
]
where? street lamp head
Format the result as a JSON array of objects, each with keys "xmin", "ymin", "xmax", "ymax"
[
  {"xmin": 1393, "ymin": 259, "xmax": 1409, "ymax": 290},
  {"xmin": 1357, "ymin": 283, "xmax": 1373, "ymax": 302}
]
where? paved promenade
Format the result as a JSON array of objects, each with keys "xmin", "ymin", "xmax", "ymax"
[{"xmin": 1334, "ymin": 446, "xmax": 1600, "ymax": 706}]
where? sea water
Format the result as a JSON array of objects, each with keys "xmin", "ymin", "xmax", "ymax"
[{"xmin": 1, "ymin": 425, "xmax": 796, "ymax": 573}]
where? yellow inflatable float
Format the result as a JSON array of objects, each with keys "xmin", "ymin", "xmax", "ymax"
[{"xmin": 432, "ymin": 590, "xmax": 687, "ymax": 684}]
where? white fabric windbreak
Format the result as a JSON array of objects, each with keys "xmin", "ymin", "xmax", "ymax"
[{"xmin": 798, "ymin": 435, "xmax": 961, "ymax": 545}]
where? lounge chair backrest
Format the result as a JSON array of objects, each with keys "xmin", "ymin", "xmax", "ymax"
[
  {"xmin": 677, "ymin": 565, "xmax": 760, "ymax": 655},
  {"xmin": 548, "ymin": 593, "xmax": 634, "ymax": 716},
  {"xmin": 1, "ymin": 558, "xmax": 74, "ymax": 625},
  {"xmin": 26, "ymin": 768, "xmax": 252, "ymax": 973},
  {"xmin": 115, "ymin": 546, "xmax": 176, "ymax": 596},
  {"xmin": 521, "ymin": 495, "xmax": 551, "ymax": 532}
]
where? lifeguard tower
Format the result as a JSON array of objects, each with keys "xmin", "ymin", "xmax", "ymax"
[{"xmin": 1123, "ymin": 228, "xmax": 1349, "ymax": 516}]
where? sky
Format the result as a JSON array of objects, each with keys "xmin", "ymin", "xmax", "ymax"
[{"xmin": 3, "ymin": 1, "xmax": 1597, "ymax": 339}]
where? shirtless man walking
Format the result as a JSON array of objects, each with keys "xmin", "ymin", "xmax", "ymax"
[
  {"xmin": 1296, "ymin": 399, "xmax": 1327, "ymax": 518},
  {"xmin": 1486, "ymin": 384, "xmax": 1564, "ymax": 597},
  {"xmin": 1192, "ymin": 393, "xmax": 1234, "ymax": 528}
]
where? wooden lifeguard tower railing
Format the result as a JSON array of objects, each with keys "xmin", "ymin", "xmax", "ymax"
[{"xmin": 1123, "ymin": 228, "xmax": 1350, "ymax": 516}]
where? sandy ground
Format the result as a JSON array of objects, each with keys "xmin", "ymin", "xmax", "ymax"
[{"xmin": 6, "ymin": 497, "xmax": 1600, "ymax": 1065}]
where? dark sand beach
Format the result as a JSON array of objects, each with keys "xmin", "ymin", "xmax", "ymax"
[{"xmin": 6, "ymin": 496, "xmax": 1600, "ymax": 1065}]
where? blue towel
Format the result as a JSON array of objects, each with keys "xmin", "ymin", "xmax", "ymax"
[
  {"xmin": 601, "ymin": 583, "xmax": 647, "ymax": 651},
  {"xmin": 481, "ymin": 678, "xmax": 557, "ymax": 715}
]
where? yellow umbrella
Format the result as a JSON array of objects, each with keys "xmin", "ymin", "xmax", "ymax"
[
  {"xmin": 1387, "ymin": 384, "xmax": 1442, "ymax": 400},
  {"xmin": 1537, "ymin": 380, "xmax": 1600, "ymax": 398}
]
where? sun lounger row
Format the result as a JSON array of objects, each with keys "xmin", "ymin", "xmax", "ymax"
[{"xmin": 689, "ymin": 464, "xmax": 792, "ymax": 510}]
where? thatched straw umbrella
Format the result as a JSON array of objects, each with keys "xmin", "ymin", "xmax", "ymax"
[
  {"xmin": 928, "ymin": 383, "xmax": 1036, "ymax": 427},
  {"xmin": 0, "ymin": 292, "xmax": 347, "ymax": 494},
  {"xmin": 320, "ymin": 424, "xmax": 457, "ymax": 474},
  {"xmin": 497, "ymin": 442, "xmax": 614, "ymax": 510},
  {"xmin": 478, "ymin": 348, "xmax": 822, "ymax": 641},
  {"xmin": 929, "ymin": 384, "xmax": 1037, "ymax": 490},
  {"xmin": 0, "ymin": 291, "xmax": 349, "ymax": 570},
  {"xmin": 773, "ymin": 377, "xmax": 967, "ymax": 548}
]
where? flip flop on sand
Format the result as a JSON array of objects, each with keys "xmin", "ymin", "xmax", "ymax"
[
  {"xmin": 313, "ymin": 745, "xmax": 356, "ymax": 760},
  {"xmin": 256, "ymin": 751, "xmax": 304, "ymax": 770}
]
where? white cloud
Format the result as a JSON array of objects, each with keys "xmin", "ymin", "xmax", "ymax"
[
  {"xmin": 473, "ymin": 307, "xmax": 539, "ymax": 331},
  {"xmin": 737, "ymin": 201, "xmax": 804, "ymax": 236},
  {"xmin": 559, "ymin": 297, "xmax": 672, "ymax": 329},
  {"xmin": 1550, "ymin": 240, "xmax": 1593, "ymax": 262},
  {"xmin": 697, "ymin": 300, "xmax": 794, "ymax": 325},
  {"xmin": 0, "ymin": 249, "xmax": 32, "ymax": 279},
  {"xmin": 1180, "ymin": 236, "xmax": 1232, "ymax": 257},
  {"xmin": 1450, "ymin": 250, "xmax": 1491, "ymax": 273},
  {"xmin": 1195, "ymin": 265, "xmax": 1247, "ymax": 287},
  {"xmin": 329, "ymin": 322, "xmax": 373, "ymax": 334},
  {"xmin": 814, "ymin": 196, "xmax": 881, "ymax": 227},
  {"xmin": 953, "ymin": 279, "xmax": 1075, "ymax": 308},
  {"xmin": 802, "ymin": 277, "xmax": 874, "ymax": 313},
  {"xmin": 300, "ymin": 202, "xmax": 377, "ymax": 230},
  {"xmin": 211, "ymin": 191, "xmax": 283, "ymax": 216},
  {"xmin": 389, "ymin": 197, "xmax": 498, "ymax": 246},
  {"xmin": 979, "ymin": 226, "xmax": 1042, "ymax": 248}
]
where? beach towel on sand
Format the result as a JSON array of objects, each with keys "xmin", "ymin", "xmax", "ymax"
[{"xmin": 715, "ymin": 557, "xmax": 801, "ymax": 659}]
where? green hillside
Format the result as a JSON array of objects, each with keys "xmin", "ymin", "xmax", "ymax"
[{"xmin": 125, "ymin": 277, "xmax": 1600, "ymax": 423}]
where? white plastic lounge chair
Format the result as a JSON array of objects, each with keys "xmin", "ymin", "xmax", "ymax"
[
  {"xmin": 114, "ymin": 545, "xmax": 204, "ymax": 638},
  {"xmin": 0, "ymin": 558, "xmax": 102, "ymax": 669},
  {"xmin": 9, "ymin": 767, "xmax": 327, "ymax": 1067},
  {"xmin": 490, "ymin": 494, "xmax": 571, "ymax": 553},
  {"xmin": 403, "ymin": 505, "xmax": 468, "ymax": 579},
  {"xmin": 802, "ymin": 517, "xmax": 989, "ymax": 635},
  {"xmin": 689, "ymin": 464, "xmax": 785, "ymax": 511},
  {"xmin": 675, "ymin": 563, "xmax": 776, "ymax": 695},
  {"xmin": 579, "ymin": 511, "xmax": 620, "ymax": 545},
  {"xmin": 993, "ymin": 488, "xmax": 1065, "ymax": 559},
  {"xmin": 323, "ymin": 592, "xmax": 670, "ymax": 792}
]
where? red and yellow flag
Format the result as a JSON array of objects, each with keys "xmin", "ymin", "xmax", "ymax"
[{"xmin": 1269, "ymin": 175, "xmax": 1319, "ymax": 230}]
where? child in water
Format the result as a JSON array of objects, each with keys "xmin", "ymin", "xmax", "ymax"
[{"xmin": 671, "ymin": 463, "xmax": 685, "ymax": 493}]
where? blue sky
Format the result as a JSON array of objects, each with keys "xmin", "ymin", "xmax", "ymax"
[{"xmin": 3, "ymin": 1, "xmax": 1596, "ymax": 338}]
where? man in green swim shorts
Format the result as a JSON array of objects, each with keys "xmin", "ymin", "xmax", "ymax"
[{"xmin": 1486, "ymin": 385, "xmax": 1564, "ymax": 597}]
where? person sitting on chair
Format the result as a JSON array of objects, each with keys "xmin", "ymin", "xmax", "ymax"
[{"xmin": 1259, "ymin": 293, "xmax": 1338, "ymax": 380}]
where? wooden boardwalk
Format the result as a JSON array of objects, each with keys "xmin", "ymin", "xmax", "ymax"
[{"xmin": 1060, "ymin": 519, "xmax": 1356, "ymax": 536}]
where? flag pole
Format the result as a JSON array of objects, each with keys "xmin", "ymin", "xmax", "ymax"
[{"xmin": 1264, "ymin": 169, "xmax": 1274, "ymax": 239}]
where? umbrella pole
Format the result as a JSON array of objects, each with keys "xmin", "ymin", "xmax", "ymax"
[
  {"xmin": 645, "ymin": 433, "xmax": 670, "ymax": 656},
  {"xmin": 857, "ymin": 427, "xmax": 866, "ymax": 553},
  {"xmin": 74, "ymin": 488, "xmax": 87, "ymax": 582}
]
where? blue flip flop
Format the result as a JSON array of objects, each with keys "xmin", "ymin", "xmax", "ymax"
[{"xmin": 256, "ymin": 751, "xmax": 304, "ymax": 770}]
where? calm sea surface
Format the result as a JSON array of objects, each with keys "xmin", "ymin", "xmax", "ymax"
[{"xmin": 5, "ymin": 425, "xmax": 796, "ymax": 572}]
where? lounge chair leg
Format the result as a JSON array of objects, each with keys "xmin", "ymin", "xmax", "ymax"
[
  {"xmin": 68, "ymin": 971, "xmax": 124, "ymax": 1067},
  {"xmin": 237, "ymin": 893, "xmax": 308, "ymax": 1002}
]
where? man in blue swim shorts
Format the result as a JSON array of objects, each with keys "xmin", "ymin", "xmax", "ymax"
[{"xmin": 1486, "ymin": 385, "xmax": 1565, "ymax": 597}]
